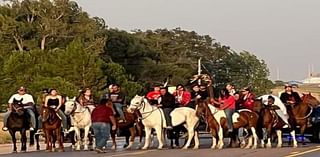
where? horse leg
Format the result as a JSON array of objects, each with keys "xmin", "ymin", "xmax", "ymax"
[
  {"xmin": 210, "ymin": 130, "xmax": 217, "ymax": 149},
  {"xmin": 21, "ymin": 129, "xmax": 27, "ymax": 152},
  {"xmin": 182, "ymin": 127, "xmax": 195, "ymax": 149},
  {"xmin": 111, "ymin": 129, "xmax": 117, "ymax": 150},
  {"xmin": 83, "ymin": 126, "xmax": 90, "ymax": 151},
  {"xmin": 142, "ymin": 127, "xmax": 152, "ymax": 150},
  {"xmin": 35, "ymin": 133, "xmax": 40, "ymax": 150},
  {"xmin": 217, "ymin": 126, "xmax": 224, "ymax": 149},
  {"xmin": 57, "ymin": 128, "xmax": 64, "ymax": 152},
  {"xmin": 266, "ymin": 126, "xmax": 272, "ymax": 148},
  {"xmin": 250, "ymin": 127, "xmax": 258, "ymax": 149},
  {"xmin": 193, "ymin": 131, "xmax": 199, "ymax": 149},
  {"xmin": 74, "ymin": 127, "xmax": 81, "ymax": 151},
  {"xmin": 290, "ymin": 130, "xmax": 298, "ymax": 148},
  {"xmin": 45, "ymin": 130, "xmax": 52, "ymax": 152},
  {"xmin": 9, "ymin": 130, "xmax": 17, "ymax": 153},
  {"xmin": 276, "ymin": 130, "xmax": 282, "ymax": 148},
  {"xmin": 155, "ymin": 127, "xmax": 164, "ymax": 149},
  {"xmin": 125, "ymin": 127, "xmax": 136, "ymax": 149},
  {"xmin": 301, "ymin": 124, "xmax": 307, "ymax": 145},
  {"xmin": 29, "ymin": 130, "xmax": 35, "ymax": 147}
]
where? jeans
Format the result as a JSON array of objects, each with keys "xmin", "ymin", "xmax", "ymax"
[
  {"xmin": 92, "ymin": 122, "xmax": 111, "ymax": 149},
  {"xmin": 114, "ymin": 103, "xmax": 125, "ymax": 120},
  {"xmin": 3, "ymin": 111, "xmax": 11, "ymax": 127},
  {"xmin": 26, "ymin": 109, "xmax": 36, "ymax": 129},
  {"xmin": 162, "ymin": 108, "xmax": 173, "ymax": 127},
  {"xmin": 3, "ymin": 109, "xmax": 36, "ymax": 129},
  {"xmin": 224, "ymin": 109, "xmax": 235, "ymax": 132}
]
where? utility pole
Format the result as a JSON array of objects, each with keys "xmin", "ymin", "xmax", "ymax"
[{"xmin": 198, "ymin": 58, "xmax": 202, "ymax": 85}]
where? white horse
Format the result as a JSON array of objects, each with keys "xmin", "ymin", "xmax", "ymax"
[
  {"xmin": 127, "ymin": 95, "xmax": 199, "ymax": 150},
  {"xmin": 64, "ymin": 97, "xmax": 93, "ymax": 151}
]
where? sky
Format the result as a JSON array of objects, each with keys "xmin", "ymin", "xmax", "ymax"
[{"xmin": 74, "ymin": 0, "xmax": 320, "ymax": 81}]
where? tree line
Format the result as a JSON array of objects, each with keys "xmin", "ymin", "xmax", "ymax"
[{"xmin": 0, "ymin": 0, "xmax": 273, "ymax": 109}]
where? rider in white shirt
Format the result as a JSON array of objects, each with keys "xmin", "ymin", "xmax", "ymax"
[{"xmin": 2, "ymin": 86, "xmax": 36, "ymax": 131}]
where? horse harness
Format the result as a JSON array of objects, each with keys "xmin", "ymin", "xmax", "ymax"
[{"xmin": 132, "ymin": 99, "xmax": 162, "ymax": 121}]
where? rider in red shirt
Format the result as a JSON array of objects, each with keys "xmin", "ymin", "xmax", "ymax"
[
  {"xmin": 146, "ymin": 85, "xmax": 161, "ymax": 105},
  {"xmin": 174, "ymin": 84, "xmax": 191, "ymax": 107},
  {"xmin": 240, "ymin": 87, "xmax": 255, "ymax": 111}
]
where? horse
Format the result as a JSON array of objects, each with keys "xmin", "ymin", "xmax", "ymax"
[
  {"xmin": 254, "ymin": 100, "xmax": 297, "ymax": 148},
  {"xmin": 195, "ymin": 100, "xmax": 259, "ymax": 149},
  {"xmin": 290, "ymin": 93, "xmax": 320, "ymax": 145},
  {"xmin": 127, "ymin": 95, "xmax": 199, "ymax": 150},
  {"xmin": 107, "ymin": 99, "xmax": 144, "ymax": 150},
  {"xmin": 7, "ymin": 99, "xmax": 33, "ymax": 153},
  {"xmin": 41, "ymin": 106, "xmax": 64, "ymax": 152},
  {"xmin": 64, "ymin": 97, "xmax": 92, "ymax": 151}
]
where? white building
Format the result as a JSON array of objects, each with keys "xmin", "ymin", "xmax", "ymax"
[{"xmin": 302, "ymin": 73, "xmax": 320, "ymax": 84}]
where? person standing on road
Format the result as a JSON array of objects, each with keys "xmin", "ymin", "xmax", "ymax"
[{"xmin": 91, "ymin": 98, "xmax": 117, "ymax": 153}]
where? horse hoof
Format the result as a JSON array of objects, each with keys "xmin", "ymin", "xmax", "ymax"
[
  {"xmin": 252, "ymin": 146, "xmax": 257, "ymax": 149},
  {"xmin": 58, "ymin": 149, "xmax": 64, "ymax": 152},
  {"xmin": 211, "ymin": 146, "xmax": 216, "ymax": 149},
  {"xmin": 276, "ymin": 145, "xmax": 282, "ymax": 148},
  {"xmin": 141, "ymin": 147, "xmax": 148, "ymax": 150},
  {"xmin": 182, "ymin": 147, "xmax": 188, "ymax": 150},
  {"xmin": 193, "ymin": 146, "xmax": 199, "ymax": 150},
  {"xmin": 111, "ymin": 145, "xmax": 116, "ymax": 150},
  {"xmin": 21, "ymin": 150, "xmax": 26, "ymax": 153},
  {"xmin": 12, "ymin": 151, "xmax": 17, "ymax": 153}
]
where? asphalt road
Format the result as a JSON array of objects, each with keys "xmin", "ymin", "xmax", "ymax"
[{"xmin": 0, "ymin": 137, "xmax": 319, "ymax": 157}]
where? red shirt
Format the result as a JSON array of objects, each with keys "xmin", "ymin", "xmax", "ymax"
[
  {"xmin": 219, "ymin": 96, "xmax": 236, "ymax": 110},
  {"xmin": 174, "ymin": 91, "xmax": 191, "ymax": 107},
  {"xmin": 242, "ymin": 93, "xmax": 255, "ymax": 110},
  {"xmin": 91, "ymin": 105, "xmax": 114, "ymax": 123},
  {"xmin": 146, "ymin": 91, "xmax": 161, "ymax": 100}
]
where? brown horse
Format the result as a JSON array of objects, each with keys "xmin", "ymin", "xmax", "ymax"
[
  {"xmin": 42, "ymin": 106, "xmax": 64, "ymax": 152},
  {"xmin": 196, "ymin": 99, "xmax": 259, "ymax": 149},
  {"xmin": 289, "ymin": 93, "xmax": 320, "ymax": 145},
  {"xmin": 107, "ymin": 100, "xmax": 143, "ymax": 149},
  {"xmin": 254, "ymin": 100, "xmax": 297, "ymax": 148}
]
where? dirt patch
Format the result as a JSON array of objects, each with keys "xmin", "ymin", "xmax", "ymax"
[{"xmin": 0, "ymin": 122, "xmax": 12, "ymax": 144}]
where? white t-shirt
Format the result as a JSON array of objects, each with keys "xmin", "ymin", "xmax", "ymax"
[{"xmin": 8, "ymin": 94, "xmax": 35, "ymax": 104}]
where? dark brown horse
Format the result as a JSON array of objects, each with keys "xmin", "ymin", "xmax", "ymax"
[
  {"xmin": 42, "ymin": 106, "xmax": 64, "ymax": 152},
  {"xmin": 196, "ymin": 99, "xmax": 259, "ymax": 149},
  {"xmin": 107, "ymin": 100, "xmax": 143, "ymax": 149},
  {"xmin": 7, "ymin": 99, "xmax": 29, "ymax": 153}
]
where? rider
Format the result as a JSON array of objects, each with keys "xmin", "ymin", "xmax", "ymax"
[
  {"xmin": 146, "ymin": 84, "xmax": 161, "ymax": 105},
  {"xmin": 2, "ymin": 86, "xmax": 36, "ymax": 131},
  {"xmin": 226, "ymin": 83, "xmax": 236, "ymax": 96},
  {"xmin": 280, "ymin": 84, "xmax": 302, "ymax": 106},
  {"xmin": 217, "ymin": 88, "xmax": 236, "ymax": 133},
  {"xmin": 109, "ymin": 84, "xmax": 126, "ymax": 123},
  {"xmin": 44, "ymin": 89, "xmax": 68, "ymax": 133},
  {"xmin": 174, "ymin": 84, "xmax": 191, "ymax": 107},
  {"xmin": 259, "ymin": 94, "xmax": 290, "ymax": 128},
  {"xmin": 188, "ymin": 84, "xmax": 208, "ymax": 109},
  {"xmin": 240, "ymin": 87, "xmax": 255, "ymax": 111},
  {"xmin": 77, "ymin": 88, "xmax": 95, "ymax": 113},
  {"xmin": 158, "ymin": 86, "xmax": 176, "ymax": 129}
]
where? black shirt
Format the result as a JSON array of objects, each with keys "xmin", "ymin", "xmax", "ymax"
[
  {"xmin": 109, "ymin": 91, "xmax": 126, "ymax": 104},
  {"xmin": 280, "ymin": 92, "xmax": 302, "ymax": 105},
  {"xmin": 160, "ymin": 93, "xmax": 176, "ymax": 108}
]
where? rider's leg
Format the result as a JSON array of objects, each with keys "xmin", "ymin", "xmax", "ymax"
[
  {"xmin": 114, "ymin": 103, "xmax": 125, "ymax": 121},
  {"xmin": 57, "ymin": 110, "xmax": 68, "ymax": 132},
  {"xmin": 224, "ymin": 109, "xmax": 234, "ymax": 132},
  {"xmin": 162, "ymin": 108, "xmax": 173, "ymax": 128},
  {"xmin": 26, "ymin": 109, "xmax": 36, "ymax": 130},
  {"xmin": 2, "ymin": 111, "xmax": 11, "ymax": 131}
]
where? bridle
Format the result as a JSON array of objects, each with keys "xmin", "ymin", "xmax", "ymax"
[
  {"xmin": 66, "ymin": 100, "xmax": 87, "ymax": 116},
  {"xmin": 130, "ymin": 98, "xmax": 161, "ymax": 120}
]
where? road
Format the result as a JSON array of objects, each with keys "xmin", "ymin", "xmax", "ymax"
[{"xmin": 0, "ymin": 137, "xmax": 319, "ymax": 157}]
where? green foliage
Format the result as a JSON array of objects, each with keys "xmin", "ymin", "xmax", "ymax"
[{"xmin": 0, "ymin": 0, "xmax": 273, "ymax": 107}]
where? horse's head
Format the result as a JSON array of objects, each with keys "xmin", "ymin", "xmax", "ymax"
[
  {"xmin": 12, "ymin": 98, "xmax": 24, "ymax": 115},
  {"xmin": 302, "ymin": 93, "xmax": 320, "ymax": 108},
  {"xmin": 41, "ymin": 106, "xmax": 51, "ymax": 122},
  {"xmin": 195, "ymin": 99, "xmax": 210, "ymax": 118},
  {"xmin": 127, "ymin": 95, "xmax": 145, "ymax": 113},
  {"xmin": 64, "ymin": 96, "xmax": 77, "ymax": 115}
]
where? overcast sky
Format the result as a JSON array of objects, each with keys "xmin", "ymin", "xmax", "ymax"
[{"xmin": 74, "ymin": 0, "xmax": 320, "ymax": 81}]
